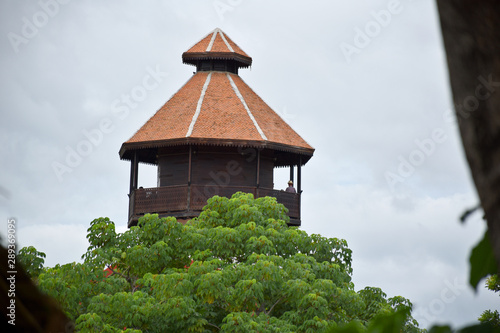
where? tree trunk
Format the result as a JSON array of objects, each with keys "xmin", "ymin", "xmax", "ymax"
[{"xmin": 436, "ymin": 0, "xmax": 500, "ymax": 271}]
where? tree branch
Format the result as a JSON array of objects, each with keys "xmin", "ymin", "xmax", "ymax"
[
  {"xmin": 106, "ymin": 265, "xmax": 138, "ymax": 293},
  {"xmin": 206, "ymin": 322, "xmax": 221, "ymax": 331},
  {"xmin": 265, "ymin": 296, "xmax": 285, "ymax": 316}
]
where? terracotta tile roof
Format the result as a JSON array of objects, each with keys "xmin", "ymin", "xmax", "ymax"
[
  {"xmin": 188, "ymin": 72, "xmax": 262, "ymax": 140},
  {"xmin": 123, "ymin": 71, "xmax": 313, "ymax": 150},
  {"xmin": 230, "ymin": 75, "xmax": 312, "ymax": 149},
  {"xmin": 124, "ymin": 73, "xmax": 208, "ymax": 142},
  {"xmin": 182, "ymin": 28, "xmax": 252, "ymax": 68},
  {"xmin": 120, "ymin": 29, "xmax": 314, "ymax": 162}
]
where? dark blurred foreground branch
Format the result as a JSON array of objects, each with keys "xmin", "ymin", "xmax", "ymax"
[
  {"xmin": 436, "ymin": 0, "xmax": 500, "ymax": 275},
  {"xmin": 0, "ymin": 244, "xmax": 72, "ymax": 332}
]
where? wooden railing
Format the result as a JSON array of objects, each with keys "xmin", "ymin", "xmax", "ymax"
[
  {"xmin": 128, "ymin": 185, "xmax": 300, "ymax": 224},
  {"xmin": 133, "ymin": 185, "xmax": 189, "ymax": 214}
]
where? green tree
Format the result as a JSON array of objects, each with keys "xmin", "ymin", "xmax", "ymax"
[
  {"xmin": 479, "ymin": 275, "xmax": 500, "ymax": 327},
  {"xmin": 22, "ymin": 193, "xmax": 424, "ymax": 332},
  {"xmin": 17, "ymin": 245, "xmax": 46, "ymax": 279}
]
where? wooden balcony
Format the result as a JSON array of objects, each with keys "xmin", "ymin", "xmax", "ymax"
[{"xmin": 128, "ymin": 185, "xmax": 300, "ymax": 227}]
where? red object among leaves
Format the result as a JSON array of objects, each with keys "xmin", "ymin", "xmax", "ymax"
[{"xmin": 103, "ymin": 265, "xmax": 118, "ymax": 278}]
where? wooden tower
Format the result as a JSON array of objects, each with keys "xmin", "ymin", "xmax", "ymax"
[{"xmin": 119, "ymin": 28, "xmax": 314, "ymax": 227}]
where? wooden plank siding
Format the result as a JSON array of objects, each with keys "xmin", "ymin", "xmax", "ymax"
[{"xmin": 157, "ymin": 146, "xmax": 274, "ymax": 188}]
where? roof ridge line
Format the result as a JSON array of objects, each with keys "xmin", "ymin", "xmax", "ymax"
[
  {"xmin": 186, "ymin": 72, "xmax": 212, "ymax": 137},
  {"xmin": 205, "ymin": 29, "xmax": 218, "ymax": 52},
  {"xmin": 226, "ymin": 73, "xmax": 267, "ymax": 141},
  {"xmin": 218, "ymin": 30, "xmax": 235, "ymax": 52},
  {"xmin": 125, "ymin": 74, "xmax": 195, "ymax": 143},
  {"xmin": 235, "ymin": 76, "xmax": 315, "ymax": 149}
]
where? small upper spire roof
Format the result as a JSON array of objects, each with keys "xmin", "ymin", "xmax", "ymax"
[{"xmin": 182, "ymin": 28, "xmax": 252, "ymax": 68}]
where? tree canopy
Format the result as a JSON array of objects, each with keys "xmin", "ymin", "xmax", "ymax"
[{"xmin": 19, "ymin": 192, "xmax": 424, "ymax": 332}]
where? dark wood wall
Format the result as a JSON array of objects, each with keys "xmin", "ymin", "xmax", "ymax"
[
  {"xmin": 157, "ymin": 146, "xmax": 274, "ymax": 188},
  {"xmin": 157, "ymin": 152, "xmax": 189, "ymax": 186},
  {"xmin": 196, "ymin": 60, "xmax": 239, "ymax": 74},
  {"xmin": 259, "ymin": 156, "xmax": 273, "ymax": 189}
]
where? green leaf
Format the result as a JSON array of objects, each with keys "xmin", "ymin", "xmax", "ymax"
[
  {"xmin": 458, "ymin": 323, "xmax": 500, "ymax": 333},
  {"xmin": 470, "ymin": 231, "xmax": 498, "ymax": 290},
  {"xmin": 428, "ymin": 325, "xmax": 453, "ymax": 333}
]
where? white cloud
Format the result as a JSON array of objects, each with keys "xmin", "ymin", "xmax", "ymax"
[{"xmin": 15, "ymin": 224, "xmax": 89, "ymax": 267}]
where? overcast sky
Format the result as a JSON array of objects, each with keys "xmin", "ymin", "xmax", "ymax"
[{"xmin": 0, "ymin": 0, "xmax": 497, "ymax": 329}]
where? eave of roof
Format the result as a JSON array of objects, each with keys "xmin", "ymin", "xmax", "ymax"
[
  {"xmin": 119, "ymin": 138, "xmax": 314, "ymax": 167},
  {"xmin": 120, "ymin": 138, "xmax": 314, "ymax": 159}
]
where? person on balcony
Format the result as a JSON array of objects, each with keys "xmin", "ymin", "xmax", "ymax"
[{"xmin": 285, "ymin": 180, "xmax": 296, "ymax": 193}]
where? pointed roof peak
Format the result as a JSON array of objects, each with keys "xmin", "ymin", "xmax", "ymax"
[
  {"xmin": 182, "ymin": 28, "xmax": 252, "ymax": 68},
  {"xmin": 206, "ymin": 28, "xmax": 234, "ymax": 52}
]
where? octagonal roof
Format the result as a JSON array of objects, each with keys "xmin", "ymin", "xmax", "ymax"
[{"xmin": 120, "ymin": 29, "xmax": 314, "ymax": 166}]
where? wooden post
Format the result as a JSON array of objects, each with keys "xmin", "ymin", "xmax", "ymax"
[
  {"xmin": 298, "ymin": 156, "xmax": 302, "ymax": 224},
  {"xmin": 289, "ymin": 165, "xmax": 294, "ymax": 183},
  {"xmin": 188, "ymin": 146, "xmax": 192, "ymax": 185},
  {"xmin": 256, "ymin": 149, "xmax": 261, "ymax": 198},
  {"xmin": 256, "ymin": 149, "xmax": 261, "ymax": 187},
  {"xmin": 129, "ymin": 151, "xmax": 138, "ymax": 194},
  {"xmin": 297, "ymin": 157, "xmax": 302, "ymax": 194},
  {"xmin": 128, "ymin": 151, "xmax": 138, "ymax": 224},
  {"xmin": 187, "ymin": 146, "xmax": 192, "ymax": 210}
]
